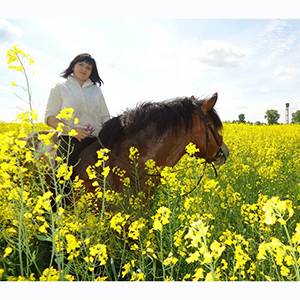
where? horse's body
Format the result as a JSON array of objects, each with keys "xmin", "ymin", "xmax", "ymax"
[
  {"xmin": 72, "ymin": 93, "xmax": 229, "ymax": 196},
  {"xmin": 25, "ymin": 93, "xmax": 229, "ymax": 204}
]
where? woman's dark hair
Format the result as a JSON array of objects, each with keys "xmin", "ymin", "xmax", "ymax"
[{"xmin": 60, "ymin": 53, "xmax": 104, "ymax": 86}]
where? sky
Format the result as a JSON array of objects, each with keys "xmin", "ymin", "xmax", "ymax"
[{"xmin": 1, "ymin": 3, "xmax": 300, "ymax": 124}]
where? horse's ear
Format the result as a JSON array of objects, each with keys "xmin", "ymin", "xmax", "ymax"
[{"xmin": 201, "ymin": 93, "xmax": 218, "ymax": 114}]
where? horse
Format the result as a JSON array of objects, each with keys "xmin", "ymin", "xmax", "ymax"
[
  {"xmin": 71, "ymin": 93, "xmax": 229, "ymax": 203},
  {"xmin": 24, "ymin": 93, "xmax": 229, "ymax": 208}
]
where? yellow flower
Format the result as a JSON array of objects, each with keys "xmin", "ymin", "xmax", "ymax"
[
  {"xmin": 210, "ymin": 240, "xmax": 225, "ymax": 259},
  {"xmin": 56, "ymin": 108, "xmax": 74, "ymax": 120},
  {"xmin": 94, "ymin": 276, "xmax": 108, "ymax": 281},
  {"xmin": 88, "ymin": 244, "xmax": 108, "ymax": 265},
  {"xmin": 56, "ymin": 122, "xmax": 65, "ymax": 132},
  {"xmin": 24, "ymin": 212, "xmax": 33, "ymax": 219},
  {"xmin": 30, "ymin": 110, "xmax": 38, "ymax": 121},
  {"xmin": 128, "ymin": 220, "xmax": 145, "ymax": 240},
  {"xmin": 185, "ymin": 219, "xmax": 209, "ymax": 247},
  {"xmin": 192, "ymin": 267, "xmax": 204, "ymax": 281},
  {"xmin": 129, "ymin": 146, "xmax": 139, "ymax": 162},
  {"xmin": 101, "ymin": 166, "xmax": 110, "ymax": 178},
  {"xmin": 292, "ymin": 223, "xmax": 300, "ymax": 245},
  {"xmin": 122, "ymin": 262, "xmax": 132, "ymax": 278},
  {"xmin": 39, "ymin": 267, "xmax": 59, "ymax": 281},
  {"xmin": 65, "ymin": 234, "xmax": 81, "ymax": 254},
  {"xmin": 205, "ymin": 272, "xmax": 214, "ymax": 281},
  {"xmin": 56, "ymin": 163, "xmax": 73, "ymax": 181},
  {"xmin": 3, "ymin": 247, "xmax": 13, "ymax": 258},
  {"xmin": 163, "ymin": 252, "xmax": 178, "ymax": 266},
  {"xmin": 221, "ymin": 259, "xmax": 228, "ymax": 270},
  {"xmin": 58, "ymin": 207, "xmax": 64, "ymax": 215},
  {"xmin": 55, "ymin": 194, "xmax": 62, "ymax": 203},
  {"xmin": 39, "ymin": 267, "xmax": 73, "ymax": 281},
  {"xmin": 11, "ymin": 81, "xmax": 18, "ymax": 86},
  {"xmin": 68, "ymin": 129, "xmax": 78, "ymax": 137},
  {"xmin": 0, "ymin": 269, "xmax": 4, "ymax": 280},
  {"xmin": 152, "ymin": 206, "xmax": 172, "ymax": 231},
  {"xmin": 39, "ymin": 222, "xmax": 49, "ymax": 233},
  {"xmin": 186, "ymin": 251, "xmax": 200, "ymax": 264},
  {"xmin": 186, "ymin": 142, "xmax": 200, "ymax": 155},
  {"xmin": 38, "ymin": 132, "xmax": 55, "ymax": 146},
  {"xmin": 280, "ymin": 265, "xmax": 290, "ymax": 277},
  {"xmin": 86, "ymin": 166, "xmax": 97, "ymax": 180},
  {"xmin": 130, "ymin": 271, "xmax": 145, "ymax": 281},
  {"xmin": 110, "ymin": 212, "xmax": 129, "ymax": 234},
  {"xmin": 9, "ymin": 65, "xmax": 23, "ymax": 72}
]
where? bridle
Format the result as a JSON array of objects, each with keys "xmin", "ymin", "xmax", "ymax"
[
  {"xmin": 192, "ymin": 103, "xmax": 227, "ymax": 165},
  {"xmin": 95, "ymin": 102, "xmax": 226, "ymax": 196}
]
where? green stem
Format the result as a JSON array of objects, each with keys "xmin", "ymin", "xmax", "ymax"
[
  {"xmin": 17, "ymin": 53, "xmax": 32, "ymax": 111},
  {"xmin": 282, "ymin": 222, "xmax": 300, "ymax": 280}
]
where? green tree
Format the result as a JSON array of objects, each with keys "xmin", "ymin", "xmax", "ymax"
[
  {"xmin": 292, "ymin": 110, "xmax": 300, "ymax": 124},
  {"xmin": 238, "ymin": 114, "xmax": 246, "ymax": 123},
  {"xmin": 264, "ymin": 109, "xmax": 280, "ymax": 125}
]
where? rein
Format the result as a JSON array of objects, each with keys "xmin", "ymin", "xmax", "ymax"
[{"xmin": 96, "ymin": 102, "xmax": 223, "ymax": 196}]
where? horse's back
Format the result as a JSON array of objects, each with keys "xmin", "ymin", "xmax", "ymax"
[{"xmin": 22, "ymin": 130, "xmax": 59, "ymax": 165}]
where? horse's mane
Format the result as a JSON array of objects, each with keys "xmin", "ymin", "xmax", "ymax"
[{"xmin": 99, "ymin": 96, "xmax": 222, "ymax": 149}]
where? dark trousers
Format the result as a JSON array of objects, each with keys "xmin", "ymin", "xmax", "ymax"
[
  {"xmin": 57, "ymin": 135, "xmax": 97, "ymax": 167},
  {"xmin": 51, "ymin": 135, "xmax": 97, "ymax": 209}
]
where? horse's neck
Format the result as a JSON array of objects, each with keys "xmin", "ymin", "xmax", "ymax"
[{"xmin": 117, "ymin": 128, "xmax": 190, "ymax": 169}]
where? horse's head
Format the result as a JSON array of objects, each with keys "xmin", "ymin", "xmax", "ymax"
[{"xmin": 192, "ymin": 93, "xmax": 229, "ymax": 166}]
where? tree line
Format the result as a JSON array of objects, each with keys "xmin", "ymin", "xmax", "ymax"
[{"xmin": 231, "ymin": 110, "xmax": 300, "ymax": 125}]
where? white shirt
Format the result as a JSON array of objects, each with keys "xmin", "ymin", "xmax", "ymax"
[{"xmin": 44, "ymin": 76, "xmax": 110, "ymax": 137}]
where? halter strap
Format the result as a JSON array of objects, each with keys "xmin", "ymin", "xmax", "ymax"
[{"xmin": 192, "ymin": 103, "xmax": 226, "ymax": 164}]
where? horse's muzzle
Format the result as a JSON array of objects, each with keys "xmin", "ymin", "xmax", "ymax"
[{"xmin": 213, "ymin": 143, "xmax": 229, "ymax": 166}]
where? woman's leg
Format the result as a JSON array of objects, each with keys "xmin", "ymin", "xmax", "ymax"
[{"xmin": 51, "ymin": 136, "xmax": 97, "ymax": 209}]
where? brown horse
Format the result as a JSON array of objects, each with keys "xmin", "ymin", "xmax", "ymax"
[{"xmin": 72, "ymin": 93, "xmax": 229, "ymax": 198}]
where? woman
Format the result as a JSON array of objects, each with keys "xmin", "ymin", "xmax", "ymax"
[
  {"xmin": 45, "ymin": 53, "xmax": 110, "ymax": 167},
  {"xmin": 44, "ymin": 53, "xmax": 110, "ymax": 204}
]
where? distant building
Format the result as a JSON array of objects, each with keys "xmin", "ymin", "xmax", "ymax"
[{"xmin": 286, "ymin": 103, "xmax": 289, "ymax": 124}]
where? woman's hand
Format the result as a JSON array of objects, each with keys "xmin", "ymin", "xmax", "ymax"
[
  {"xmin": 73, "ymin": 128, "xmax": 92, "ymax": 142},
  {"xmin": 46, "ymin": 116, "xmax": 92, "ymax": 142}
]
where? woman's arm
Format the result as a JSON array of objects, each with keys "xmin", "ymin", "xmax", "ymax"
[{"xmin": 47, "ymin": 116, "xmax": 91, "ymax": 142}]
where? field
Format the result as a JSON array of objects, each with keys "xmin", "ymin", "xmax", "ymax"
[{"xmin": 1, "ymin": 118, "xmax": 300, "ymax": 282}]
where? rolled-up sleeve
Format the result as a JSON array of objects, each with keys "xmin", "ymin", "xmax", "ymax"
[{"xmin": 44, "ymin": 84, "xmax": 62, "ymax": 126}]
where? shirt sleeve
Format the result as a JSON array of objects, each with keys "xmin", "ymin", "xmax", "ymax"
[
  {"xmin": 44, "ymin": 84, "xmax": 62, "ymax": 126},
  {"xmin": 99, "ymin": 89, "xmax": 110, "ymax": 125}
]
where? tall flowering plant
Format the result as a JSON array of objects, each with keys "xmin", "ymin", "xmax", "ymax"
[{"xmin": 6, "ymin": 45, "xmax": 36, "ymax": 119}]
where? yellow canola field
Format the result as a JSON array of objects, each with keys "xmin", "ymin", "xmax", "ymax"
[{"xmin": 0, "ymin": 122, "xmax": 300, "ymax": 281}]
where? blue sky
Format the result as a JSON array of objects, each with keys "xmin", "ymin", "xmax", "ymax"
[{"xmin": 1, "ymin": 11, "xmax": 300, "ymax": 124}]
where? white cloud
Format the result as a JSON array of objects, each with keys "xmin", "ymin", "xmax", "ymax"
[
  {"xmin": 0, "ymin": 85, "xmax": 13, "ymax": 93},
  {"xmin": 259, "ymin": 88, "xmax": 270, "ymax": 93},
  {"xmin": 0, "ymin": 19, "xmax": 22, "ymax": 45},
  {"xmin": 196, "ymin": 40, "xmax": 247, "ymax": 69},
  {"xmin": 273, "ymin": 66, "xmax": 300, "ymax": 81}
]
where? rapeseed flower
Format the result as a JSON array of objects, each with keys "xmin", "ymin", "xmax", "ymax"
[
  {"xmin": 3, "ymin": 246, "xmax": 13, "ymax": 258},
  {"xmin": 39, "ymin": 267, "xmax": 74, "ymax": 281},
  {"xmin": 128, "ymin": 219, "xmax": 145, "ymax": 240},
  {"xmin": 186, "ymin": 142, "xmax": 200, "ymax": 156},
  {"xmin": 110, "ymin": 212, "xmax": 129, "ymax": 234},
  {"xmin": 163, "ymin": 252, "xmax": 179, "ymax": 266},
  {"xmin": 56, "ymin": 108, "xmax": 74, "ymax": 120},
  {"xmin": 152, "ymin": 206, "xmax": 172, "ymax": 231}
]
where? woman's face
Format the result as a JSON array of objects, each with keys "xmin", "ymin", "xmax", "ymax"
[{"xmin": 72, "ymin": 61, "xmax": 93, "ymax": 85}]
